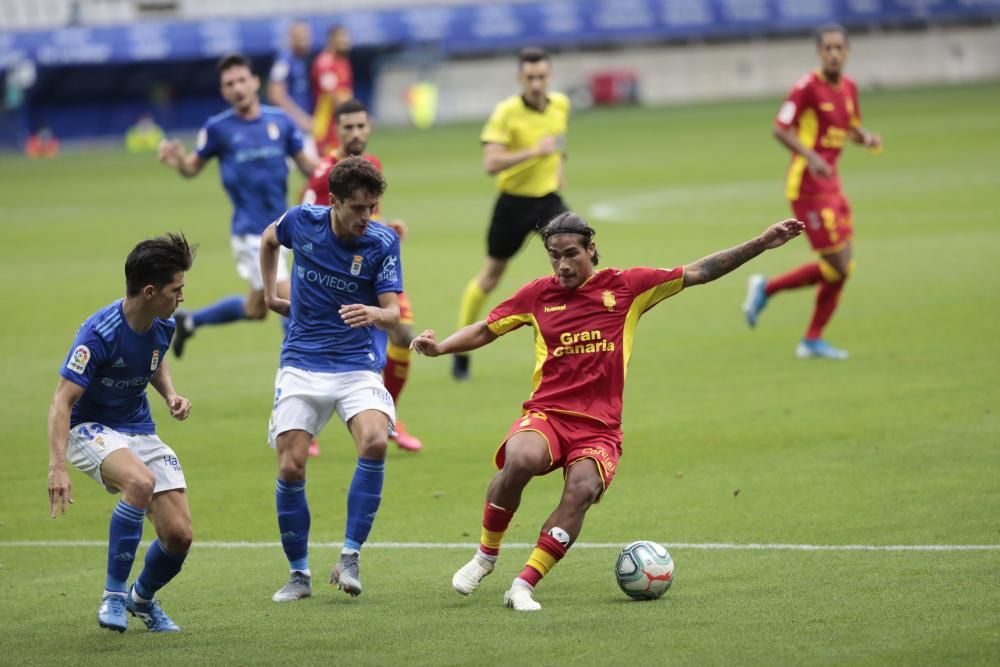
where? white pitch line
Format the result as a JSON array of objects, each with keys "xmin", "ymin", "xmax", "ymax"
[{"xmin": 1, "ymin": 541, "xmax": 998, "ymax": 552}]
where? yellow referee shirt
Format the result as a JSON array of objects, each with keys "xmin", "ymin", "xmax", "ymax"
[{"xmin": 480, "ymin": 92, "xmax": 570, "ymax": 198}]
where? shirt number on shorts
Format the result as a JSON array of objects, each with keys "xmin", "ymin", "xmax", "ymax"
[{"xmin": 78, "ymin": 424, "xmax": 105, "ymax": 440}]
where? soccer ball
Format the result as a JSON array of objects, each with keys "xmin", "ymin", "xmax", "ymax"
[{"xmin": 615, "ymin": 540, "xmax": 675, "ymax": 600}]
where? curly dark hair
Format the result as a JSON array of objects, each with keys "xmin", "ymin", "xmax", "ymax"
[
  {"xmin": 125, "ymin": 233, "xmax": 197, "ymax": 295},
  {"xmin": 327, "ymin": 156, "xmax": 387, "ymax": 202},
  {"xmin": 540, "ymin": 212, "xmax": 599, "ymax": 266}
]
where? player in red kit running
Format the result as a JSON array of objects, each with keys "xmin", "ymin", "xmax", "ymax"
[
  {"xmin": 311, "ymin": 25, "xmax": 353, "ymax": 156},
  {"xmin": 412, "ymin": 212, "xmax": 804, "ymax": 611},
  {"xmin": 304, "ymin": 99, "xmax": 423, "ymax": 453},
  {"xmin": 743, "ymin": 24, "xmax": 882, "ymax": 359}
]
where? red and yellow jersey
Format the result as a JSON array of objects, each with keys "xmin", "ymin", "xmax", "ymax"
[
  {"xmin": 302, "ymin": 153, "xmax": 382, "ymax": 207},
  {"xmin": 486, "ymin": 266, "xmax": 684, "ymax": 428},
  {"xmin": 311, "ymin": 52, "xmax": 354, "ymax": 150},
  {"xmin": 776, "ymin": 70, "xmax": 861, "ymax": 201}
]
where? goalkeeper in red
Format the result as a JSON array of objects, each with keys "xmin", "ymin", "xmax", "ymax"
[
  {"xmin": 743, "ymin": 23, "xmax": 882, "ymax": 359},
  {"xmin": 411, "ymin": 212, "xmax": 804, "ymax": 611}
]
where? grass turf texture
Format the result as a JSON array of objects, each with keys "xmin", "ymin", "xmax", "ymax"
[{"xmin": 1, "ymin": 82, "xmax": 999, "ymax": 665}]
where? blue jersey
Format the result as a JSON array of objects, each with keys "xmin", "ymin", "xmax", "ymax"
[
  {"xmin": 269, "ymin": 50, "xmax": 313, "ymax": 114},
  {"xmin": 59, "ymin": 301, "xmax": 175, "ymax": 434},
  {"xmin": 275, "ymin": 205, "xmax": 403, "ymax": 374},
  {"xmin": 196, "ymin": 105, "xmax": 305, "ymax": 237}
]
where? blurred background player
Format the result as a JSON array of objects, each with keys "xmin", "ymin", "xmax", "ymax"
[
  {"xmin": 413, "ymin": 213, "xmax": 805, "ymax": 611},
  {"xmin": 267, "ymin": 21, "xmax": 316, "ymax": 143},
  {"xmin": 47, "ymin": 234, "xmax": 196, "ymax": 632},
  {"xmin": 743, "ymin": 24, "xmax": 882, "ymax": 359},
  {"xmin": 263, "ymin": 158, "xmax": 402, "ymax": 603},
  {"xmin": 303, "ymin": 99, "xmax": 423, "ymax": 453},
  {"xmin": 311, "ymin": 25, "xmax": 353, "ymax": 155},
  {"xmin": 453, "ymin": 47, "xmax": 570, "ymax": 380},
  {"xmin": 158, "ymin": 54, "xmax": 318, "ymax": 357}
]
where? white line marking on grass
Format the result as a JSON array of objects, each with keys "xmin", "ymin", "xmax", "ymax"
[{"xmin": 2, "ymin": 541, "xmax": 998, "ymax": 552}]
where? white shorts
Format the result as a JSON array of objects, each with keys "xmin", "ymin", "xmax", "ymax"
[
  {"xmin": 268, "ymin": 367, "xmax": 396, "ymax": 447},
  {"xmin": 231, "ymin": 234, "xmax": 290, "ymax": 292},
  {"xmin": 67, "ymin": 422, "xmax": 186, "ymax": 494}
]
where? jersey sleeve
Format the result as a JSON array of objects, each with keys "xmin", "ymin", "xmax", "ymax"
[
  {"xmin": 775, "ymin": 75, "xmax": 813, "ymax": 129},
  {"xmin": 486, "ymin": 281, "xmax": 538, "ymax": 336},
  {"xmin": 59, "ymin": 327, "xmax": 109, "ymax": 390},
  {"xmin": 285, "ymin": 115, "xmax": 305, "ymax": 156},
  {"xmin": 195, "ymin": 120, "xmax": 219, "ymax": 160},
  {"xmin": 375, "ymin": 235, "xmax": 403, "ymax": 295},
  {"xmin": 269, "ymin": 53, "xmax": 291, "ymax": 83},
  {"xmin": 480, "ymin": 102, "xmax": 510, "ymax": 145},
  {"xmin": 274, "ymin": 206, "xmax": 299, "ymax": 249},
  {"xmin": 623, "ymin": 267, "xmax": 685, "ymax": 313}
]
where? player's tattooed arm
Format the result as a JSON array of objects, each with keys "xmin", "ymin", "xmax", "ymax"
[{"xmin": 683, "ymin": 219, "xmax": 804, "ymax": 288}]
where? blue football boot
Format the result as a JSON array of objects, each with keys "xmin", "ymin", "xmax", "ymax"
[
  {"xmin": 796, "ymin": 339, "xmax": 848, "ymax": 360},
  {"xmin": 126, "ymin": 585, "xmax": 181, "ymax": 632},
  {"xmin": 97, "ymin": 593, "xmax": 128, "ymax": 633},
  {"xmin": 743, "ymin": 274, "xmax": 768, "ymax": 328}
]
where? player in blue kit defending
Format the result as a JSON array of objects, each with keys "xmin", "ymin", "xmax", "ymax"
[
  {"xmin": 260, "ymin": 157, "xmax": 402, "ymax": 602},
  {"xmin": 47, "ymin": 234, "xmax": 196, "ymax": 633},
  {"xmin": 158, "ymin": 53, "xmax": 318, "ymax": 357}
]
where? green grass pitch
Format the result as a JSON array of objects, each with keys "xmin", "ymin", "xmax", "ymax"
[{"xmin": 1, "ymin": 81, "xmax": 998, "ymax": 665}]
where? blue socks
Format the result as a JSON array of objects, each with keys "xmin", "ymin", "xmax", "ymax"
[
  {"xmin": 106, "ymin": 500, "xmax": 145, "ymax": 594},
  {"xmin": 344, "ymin": 458, "xmax": 385, "ymax": 552},
  {"xmin": 276, "ymin": 479, "xmax": 310, "ymax": 571},
  {"xmin": 191, "ymin": 295, "xmax": 246, "ymax": 328},
  {"xmin": 134, "ymin": 539, "xmax": 188, "ymax": 601}
]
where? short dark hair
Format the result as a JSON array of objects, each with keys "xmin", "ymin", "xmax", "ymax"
[
  {"xmin": 217, "ymin": 53, "xmax": 253, "ymax": 75},
  {"xmin": 519, "ymin": 47, "xmax": 549, "ymax": 66},
  {"xmin": 815, "ymin": 23, "xmax": 848, "ymax": 45},
  {"xmin": 541, "ymin": 212, "xmax": 599, "ymax": 266},
  {"xmin": 327, "ymin": 24, "xmax": 346, "ymax": 39},
  {"xmin": 125, "ymin": 233, "xmax": 197, "ymax": 296},
  {"xmin": 327, "ymin": 156, "xmax": 386, "ymax": 202},
  {"xmin": 335, "ymin": 98, "xmax": 367, "ymax": 121}
]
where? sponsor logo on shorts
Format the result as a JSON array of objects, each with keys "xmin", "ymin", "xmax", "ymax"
[
  {"xmin": 350, "ymin": 254, "xmax": 363, "ymax": 276},
  {"xmin": 582, "ymin": 446, "xmax": 615, "ymax": 473},
  {"xmin": 371, "ymin": 387, "xmax": 392, "ymax": 407},
  {"xmin": 162, "ymin": 454, "xmax": 182, "ymax": 471},
  {"xmin": 67, "ymin": 345, "xmax": 91, "ymax": 374}
]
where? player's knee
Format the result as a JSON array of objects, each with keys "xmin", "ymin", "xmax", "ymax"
[
  {"xmin": 358, "ymin": 433, "xmax": 387, "ymax": 460},
  {"xmin": 244, "ymin": 302, "xmax": 268, "ymax": 320},
  {"xmin": 819, "ymin": 257, "xmax": 851, "ymax": 284},
  {"xmin": 502, "ymin": 448, "xmax": 548, "ymax": 478},
  {"xmin": 125, "ymin": 471, "xmax": 156, "ymax": 506},
  {"xmin": 278, "ymin": 458, "xmax": 306, "ymax": 482},
  {"xmin": 162, "ymin": 522, "xmax": 193, "ymax": 553},
  {"xmin": 564, "ymin": 475, "xmax": 602, "ymax": 509}
]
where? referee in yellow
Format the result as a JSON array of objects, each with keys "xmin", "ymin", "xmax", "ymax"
[{"xmin": 453, "ymin": 47, "xmax": 571, "ymax": 380}]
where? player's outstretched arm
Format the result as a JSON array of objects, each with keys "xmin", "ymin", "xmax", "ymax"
[
  {"xmin": 683, "ymin": 219, "xmax": 804, "ymax": 288},
  {"xmin": 157, "ymin": 139, "xmax": 206, "ymax": 178},
  {"xmin": 410, "ymin": 322, "xmax": 498, "ymax": 357},
  {"xmin": 266, "ymin": 80, "xmax": 314, "ymax": 134},
  {"xmin": 260, "ymin": 223, "xmax": 291, "ymax": 317},
  {"xmin": 150, "ymin": 360, "xmax": 191, "ymax": 421},
  {"xmin": 47, "ymin": 379, "xmax": 84, "ymax": 518}
]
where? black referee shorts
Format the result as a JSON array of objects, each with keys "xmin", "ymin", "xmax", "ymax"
[{"xmin": 486, "ymin": 192, "xmax": 569, "ymax": 260}]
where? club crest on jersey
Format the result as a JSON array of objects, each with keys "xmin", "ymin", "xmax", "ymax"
[
  {"xmin": 602, "ymin": 290, "xmax": 616, "ymax": 311},
  {"xmin": 267, "ymin": 122, "xmax": 280, "ymax": 141},
  {"xmin": 150, "ymin": 349, "xmax": 160, "ymax": 371},
  {"xmin": 350, "ymin": 255, "xmax": 363, "ymax": 276},
  {"xmin": 67, "ymin": 345, "xmax": 91, "ymax": 374}
]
